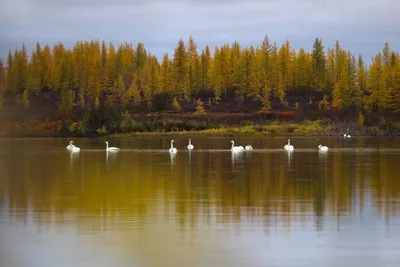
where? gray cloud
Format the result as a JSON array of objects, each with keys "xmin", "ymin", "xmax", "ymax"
[{"xmin": 0, "ymin": 0, "xmax": 399, "ymax": 63}]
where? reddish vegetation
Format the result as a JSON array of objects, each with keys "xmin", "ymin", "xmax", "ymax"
[{"xmin": 28, "ymin": 120, "xmax": 63, "ymax": 135}]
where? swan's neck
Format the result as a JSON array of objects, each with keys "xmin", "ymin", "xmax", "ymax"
[
  {"xmin": 189, "ymin": 140, "xmax": 191, "ymax": 145},
  {"xmin": 171, "ymin": 142, "xmax": 173, "ymax": 149},
  {"xmin": 288, "ymin": 140, "xmax": 290, "ymax": 145},
  {"xmin": 231, "ymin": 142, "xmax": 234, "ymax": 149},
  {"xmin": 106, "ymin": 143, "xmax": 108, "ymax": 150}
]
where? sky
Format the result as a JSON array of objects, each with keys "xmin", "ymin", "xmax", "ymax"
[{"xmin": 0, "ymin": 0, "xmax": 399, "ymax": 62}]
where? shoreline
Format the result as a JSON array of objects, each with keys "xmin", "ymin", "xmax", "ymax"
[{"xmin": 1, "ymin": 127, "xmax": 399, "ymax": 139}]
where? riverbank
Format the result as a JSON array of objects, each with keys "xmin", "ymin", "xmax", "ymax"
[{"xmin": 1, "ymin": 116, "xmax": 399, "ymax": 138}]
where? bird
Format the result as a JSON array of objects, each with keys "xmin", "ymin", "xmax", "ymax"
[
  {"xmin": 318, "ymin": 144, "xmax": 329, "ymax": 152},
  {"xmin": 66, "ymin": 141, "xmax": 80, "ymax": 152},
  {"xmin": 105, "ymin": 141, "xmax": 119, "ymax": 151},
  {"xmin": 231, "ymin": 140, "xmax": 244, "ymax": 152},
  {"xmin": 169, "ymin": 140, "xmax": 177, "ymax": 153},
  {"xmin": 245, "ymin": 145, "xmax": 253, "ymax": 151},
  {"xmin": 187, "ymin": 139, "xmax": 194, "ymax": 150},
  {"xmin": 284, "ymin": 139, "xmax": 294, "ymax": 151},
  {"xmin": 71, "ymin": 145, "xmax": 80, "ymax": 152},
  {"xmin": 66, "ymin": 141, "xmax": 75, "ymax": 150}
]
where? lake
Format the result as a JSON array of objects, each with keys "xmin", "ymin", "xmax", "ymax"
[{"xmin": 1, "ymin": 136, "xmax": 400, "ymax": 267}]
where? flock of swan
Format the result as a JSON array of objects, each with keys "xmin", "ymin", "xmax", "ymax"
[
  {"xmin": 66, "ymin": 136, "xmax": 340, "ymax": 154},
  {"xmin": 66, "ymin": 141, "xmax": 120, "ymax": 152}
]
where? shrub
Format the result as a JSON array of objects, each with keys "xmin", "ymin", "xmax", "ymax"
[
  {"xmin": 68, "ymin": 121, "xmax": 86, "ymax": 135},
  {"xmin": 172, "ymin": 97, "xmax": 181, "ymax": 111},
  {"xmin": 194, "ymin": 99, "xmax": 206, "ymax": 115},
  {"xmin": 96, "ymin": 126, "xmax": 108, "ymax": 136}
]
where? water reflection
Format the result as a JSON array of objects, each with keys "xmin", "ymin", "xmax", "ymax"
[{"xmin": 1, "ymin": 137, "xmax": 400, "ymax": 267}]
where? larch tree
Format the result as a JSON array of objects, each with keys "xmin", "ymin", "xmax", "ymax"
[
  {"xmin": 159, "ymin": 53, "xmax": 172, "ymax": 94},
  {"xmin": 0, "ymin": 58, "xmax": 4, "ymax": 107},
  {"xmin": 200, "ymin": 46, "xmax": 211, "ymax": 93},
  {"xmin": 311, "ymin": 38, "xmax": 326, "ymax": 91},
  {"xmin": 172, "ymin": 39, "xmax": 188, "ymax": 98}
]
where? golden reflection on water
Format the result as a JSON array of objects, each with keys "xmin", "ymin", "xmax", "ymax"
[{"xmin": 0, "ymin": 137, "xmax": 400, "ymax": 267}]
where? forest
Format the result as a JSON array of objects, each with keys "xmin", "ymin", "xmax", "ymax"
[{"xmin": 0, "ymin": 35, "xmax": 399, "ymax": 136}]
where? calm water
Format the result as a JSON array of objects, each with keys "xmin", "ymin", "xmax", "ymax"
[{"xmin": 1, "ymin": 136, "xmax": 400, "ymax": 267}]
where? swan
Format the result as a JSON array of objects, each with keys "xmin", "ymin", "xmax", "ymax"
[
  {"xmin": 344, "ymin": 134, "xmax": 351, "ymax": 138},
  {"xmin": 318, "ymin": 144, "xmax": 328, "ymax": 152},
  {"xmin": 245, "ymin": 145, "xmax": 253, "ymax": 151},
  {"xmin": 105, "ymin": 141, "xmax": 119, "ymax": 151},
  {"xmin": 71, "ymin": 145, "xmax": 80, "ymax": 152},
  {"xmin": 66, "ymin": 141, "xmax": 75, "ymax": 150},
  {"xmin": 231, "ymin": 140, "xmax": 244, "ymax": 152},
  {"xmin": 187, "ymin": 139, "xmax": 194, "ymax": 150},
  {"xmin": 284, "ymin": 139, "xmax": 294, "ymax": 151},
  {"xmin": 169, "ymin": 140, "xmax": 177, "ymax": 153}
]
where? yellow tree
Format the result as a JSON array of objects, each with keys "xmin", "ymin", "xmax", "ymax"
[
  {"xmin": 325, "ymin": 48, "xmax": 335, "ymax": 91},
  {"xmin": 159, "ymin": 53, "xmax": 172, "ymax": 94},
  {"xmin": 172, "ymin": 39, "xmax": 187, "ymax": 98},
  {"xmin": 294, "ymin": 48, "xmax": 311, "ymax": 88},
  {"xmin": 220, "ymin": 44, "xmax": 231, "ymax": 98},
  {"xmin": 26, "ymin": 48, "xmax": 42, "ymax": 94},
  {"xmin": 229, "ymin": 41, "xmax": 241, "ymax": 90},
  {"xmin": 200, "ymin": 45, "xmax": 211, "ymax": 93},
  {"xmin": 0, "ymin": 58, "xmax": 4, "ymax": 107},
  {"xmin": 367, "ymin": 53, "xmax": 387, "ymax": 111},
  {"xmin": 186, "ymin": 35, "xmax": 201, "ymax": 98},
  {"xmin": 5, "ymin": 51, "xmax": 17, "ymax": 92},
  {"xmin": 332, "ymin": 82, "xmax": 342, "ymax": 110},
  {"xmin": 209, "ymin": 46, "xmax": 222, "ymax": 100},
  {"xmin": 270, "ymin": 42, "xmax": 279, "ymax": 97},
  {"xmin": 354, "ymin": 55, "xmax": 366, "ymax": 109},
  {"xmin": 260, "ymin": 34, "xmax": 272, "ymax": 89},
  {"xmin": 87, "ymin": 40, "xmax": 101, "ymax": 107}
]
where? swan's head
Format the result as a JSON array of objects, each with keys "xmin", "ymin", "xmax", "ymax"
[
  {"xmin": 318, "ymin": 145, "xmax": 322, "ymax": 148},
  {"xmin": 189, "ymin": 138, "xmax": 191, "ymax": 141},
  {"xmin": 171, "ymin": 140, "xmax": 174, "ymax": 143},
  {"xmin": 231, "ymin": 140, "xmax": 234, "ymax": 143},
  {"xmin": 105, "ymin": 141, "xmax": 108, "ymax": 144},
  {"xmin": 70, "ymin": 141, "xmax": 74, "ymax": 144}
]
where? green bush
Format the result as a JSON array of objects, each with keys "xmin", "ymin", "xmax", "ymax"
[{"xmin": 68, "ymin": 121, "xmax": 86, "ymax": 135}]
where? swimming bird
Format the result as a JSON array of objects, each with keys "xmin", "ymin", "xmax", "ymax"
[
  {"xmin": 105, "ymin": 141, "xmax": 119, "ymax": 151},
  {"xmin": 284, "ymin": 139, "xmax": 294, "ymax": 151},
  {"xmin": 187, "ymin": 139, "xmax": 194, "ymax": 150},
  {"xmin": 231, "ymin": 140, "xmax": 244, "ymax": 152},
  {"xmin": 66, "ymin": 141, "xmax": 75, "ymax": 150},
  {"xmin": 169, "ymin": 140, "xmax": 177, "ymax": 153},
  {"xmin": 318, "ymin": 144, "xmax": 328, "ymax": 152},
  {"xmin": 245, "ymin": 145, "xmax": 253, "ymax": 151}
]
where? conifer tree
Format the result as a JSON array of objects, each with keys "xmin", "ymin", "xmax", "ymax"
[
  {"xmin": 0, "ymin": 58, "xmax": 4, "ymax": 107},
  {"xmin": 172, "ymin": 39, "xmax": 188, "ymax": 98},
  {"xmin": 311, "ymin": 38, "xmax": 326, "ymax": 91}
]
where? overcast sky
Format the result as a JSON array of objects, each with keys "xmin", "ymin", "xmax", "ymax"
[{"xmin": 0, "ymin": 0, "xmax": 399, "ymax": 62}]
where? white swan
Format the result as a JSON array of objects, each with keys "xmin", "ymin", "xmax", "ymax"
[
  {"xmin": 231, "ymin": 140, "xmax": 244, "ymax": 152},
  {"xmin": 169, "ymin": 140, "xmax": 177, "ymax": 153},
  {"xmin": 284, "ymin": 139, "xmax": 294, "ymax": 151},
  {"xmin": 245, "ymin": 145, "xmax": 253, "ymax": 151},
  {"xmin": 344, "ymin": 134, "xmax": 351, "ymax": 138},
  {"xmin": 187, "ymin": 139, "xmax": 194, "ymax": 150},
  {"xmin": 71, "ymin": 145, "xmax": 80, "ymax": 152},
  {"xmin": 105, "ymin": 141, "xmax": 119, "ymax": 151},
  {"xmin": 66, "ymin": 141, "xmax": 75, "ymax": 150},
  {"xmin": 318, "ymin": 144, "xmax": 328, "ymax": 152}
]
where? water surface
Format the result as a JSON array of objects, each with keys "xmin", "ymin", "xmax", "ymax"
[{"xmin": 1, "ymin": 136, "xmax": 400, "ymax": 267}]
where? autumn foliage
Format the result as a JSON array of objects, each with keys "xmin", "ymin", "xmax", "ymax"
[{"xmin": 0, "ymin": 35, "xmax": 399, "ymax": 136}]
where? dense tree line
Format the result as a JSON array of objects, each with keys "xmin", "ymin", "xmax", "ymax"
[{"xmin": 0, "ymin": 35, "xmax": 399, "ymax": 115}]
